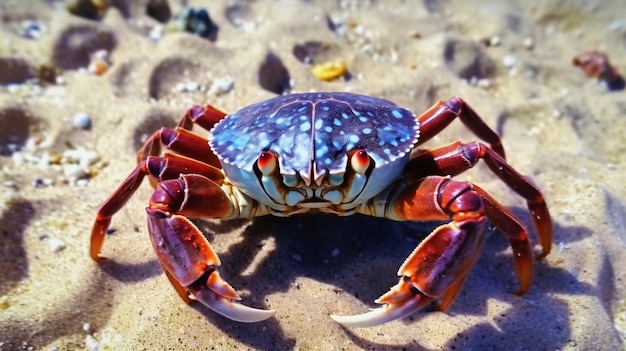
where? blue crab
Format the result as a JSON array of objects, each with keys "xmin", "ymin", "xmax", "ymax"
[{"xmin": 91, "ymin": 92, "xmax": 552, "ymax": 327}]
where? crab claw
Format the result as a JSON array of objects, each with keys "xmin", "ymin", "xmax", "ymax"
[
  {"xmin": 146, "ymin": 207, "xmax": 276, "ymax": 323},
  {"xmin": 330, "ymin": 277, "xmax": 435, "ymax": 328},
  {"xmin": 188, "ymin": 276, "xmax": 276, "ymax": 323},
  {"xmin": 332, "ymin": 218, "xmax": 486, "ymax": 327}
]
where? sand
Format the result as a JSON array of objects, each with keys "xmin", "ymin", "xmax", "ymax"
[{"xmin": 1, "ymin": 0, "xmax": 625, "ymax": 350}]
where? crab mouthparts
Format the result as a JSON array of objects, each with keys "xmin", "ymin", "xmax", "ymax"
[{"xmin": 297, "ymin": 197, "xmax": 331, "ymax": 208}]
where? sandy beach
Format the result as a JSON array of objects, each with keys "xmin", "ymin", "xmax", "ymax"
[{"xmin": 1, "ymin": 0, "xmax": 625, "ymax": 350}]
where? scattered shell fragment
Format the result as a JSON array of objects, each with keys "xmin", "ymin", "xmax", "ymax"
[
  {"xmin": 310, "ymin": 61, "xmax": 348, "ymax": 82},
  {"xmin": 87, "ymin": 49, "xmax": 111, "ymax": 76}
]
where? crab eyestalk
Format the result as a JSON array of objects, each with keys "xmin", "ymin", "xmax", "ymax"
[
  {"xmin": 350, "ymin": 149, "xmax": 371, "ymax": 175},
  {"xmin": 257, "ymin": 151, "xmax": 278, "ymax": 175}
]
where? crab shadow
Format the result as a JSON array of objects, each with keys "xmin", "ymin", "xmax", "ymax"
[
  {"xmin": 98, "ymin": 207, "xmax": 598, "ymax": 350},
  {"xmin": 195, "ymin": 207, "xmax": 596, "ymax": 350}
]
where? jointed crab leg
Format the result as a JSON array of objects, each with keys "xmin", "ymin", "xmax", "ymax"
[
  {"xmin": 332, "ymin": 177, "xmax": 527, "ymax": 327},
  {"xmin": 137, "ymin": 104, "xmax": 227, "ymax": 165},
  {"xmin": 416, "ymin": 97, "xmax": 506, "ymax": 158},
  {"xmin": 405, "ymin": 140, "xmax": 552, "ymax": 257},
  {"xmin": 90, "ymin": 153, "xmax": 224, "ymax": 260}
]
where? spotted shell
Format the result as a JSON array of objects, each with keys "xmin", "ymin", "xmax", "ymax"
[{"xmin": 209, "ymin": 92, "xmax": 419, "ymax": 207}]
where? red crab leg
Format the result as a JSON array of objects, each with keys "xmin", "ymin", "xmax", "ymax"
[
  {"xmin": 137, "ymin": 104, "xmax": 227, "ymax": 166},
  {"xmin": 404, "ymin": 141, "xmax": 552, "ymax": 258},
  {"xmin": 146, "ymin": 174, "xmax": 275, "ymax": 322},
  {"xmin": 416, "ymin": 97, "xmax": 505, "ymax": 158},
  {"xmin": 332, "ymin": 177, "xmax": 531, "ymax": 327},
  {"xmin": 90, "ymin": 153, "xmax": 224, "ymax": 260}
]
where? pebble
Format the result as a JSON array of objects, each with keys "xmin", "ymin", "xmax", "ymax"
[
  {"xmin": 21, "ymin": 20, "xmax": 45, "ymax": 40},
  {"xmin": 85, "ymin": 335, "xmax": 99, "ymax": 351},
  {"xmin": 310, "ymin": 60, "xmax": 348, "ymax": 81},
  {"xmin": 523, "ymin": 37, "xmax": 534, "ymax": 50},
  {"xmin": 63, "ymin": 148, "xmax": 100, "ymax": 167},
  {"xmin": 503, "ymin": 55, "xmax": 518, "ymax": 69},
  {"xmin": 63, "ymin": 164, "xmax": 88, "ymax": 181},
  {"xmin": 488, "ymin": 35, "xmax": 501, "ymax": 47},
  {"xmin": 149, "ymin": 25, "xmax": 164, "ymax": 42},
  {"xmin": 174, "ymin": 81, "xmax": 202, "ymax": 93},
  {"xmin": 208, "ymin": 77, "xmax": 234, "ymax": 96},
  {"xmin": 46, "ymin": 237, "xmax": 66, "ymax": 252},
  {"xmin": 73, "ymin": 113, "xmax": 92, "ymax": 130},
  {"xmin": 476, "ymin": 78, "xmax": 492, "ymax": 89},
  {"xmin": 0, "ymin": 295, "xmax": 10, "ymax": 310}
]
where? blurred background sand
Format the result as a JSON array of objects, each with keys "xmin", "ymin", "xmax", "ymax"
[{"xmin": 0, "ymin": 0, "xmax": 625, "ymax": 350}]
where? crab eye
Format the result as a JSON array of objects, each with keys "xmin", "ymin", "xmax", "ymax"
[
  {"xmin": 257, "ymin": 151, "xmax": 277, "ymax": 175},
  {"xmin": 350, "ymin": 149, "xmax": 370, "ymax": 175}
]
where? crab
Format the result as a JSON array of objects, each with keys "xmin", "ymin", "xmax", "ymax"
[{"xmin": 90, "ymin": 92, "xmax": 552, "ymax": 327}]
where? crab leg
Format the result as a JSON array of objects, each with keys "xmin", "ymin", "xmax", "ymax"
[
  {"xmin": 332, "ymin": 177, "xmax": 532, "ymax": 327},
  {"xmin": 137, "ymin": 104, "xmax": 227, "ymax": 166},
  {"xmin": 416, "ymin": 97, "xmax": 505, "ymax": 158},
  {"xmin": 146, "ymin": 174, "xmax": 276, "ymax": 322},
  {"xmin": 405, "ymin": 141, "xmax": 552, "ymax": 258},
  {"xmin": 90, "ymin": 153, "xmax": 224, "ymax": 260}
]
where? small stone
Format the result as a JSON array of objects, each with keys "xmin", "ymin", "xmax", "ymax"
[
  {"xmin": 21, "ymin": 20, "xmax": 45, "ymax": 40},
  {"xmin": 208, "ymin": 77, "xmax": 234, "ymax": 96},
  {"xmin": 33, "ymin": 178, "xmax": 45, "ymax": 187},
  {"xmin": 85, "ymin": 335, "xmax": 99, "ymax": 351},
  {"xmin": 523, "ymin": 37, "xmax": 534, "ymax": 50},
  {"xmin": 476, "ymin": 78, "xmax": 492, "ymax": 89},
  {"xmin": 83, "ymin": 323, "xmax": 91, "ymax": 332},
  {"xmin": 503, "ymin": 55, "xmax": 517, "ymax": 69},
  {"xmin": 488, "ymin": 35, "xmax": 501, "ymax": 47},
  {"xmin": 63, "ymin": 148, "xmax": 100, "ymax": 167},
  {"xmin": 174, "ymin": 81, "xmax": 201, "ymax": 93},
  {"xmin": 310, "ymin": 60, "xmax": 348, "ymax": 82},
  {"xmin": 0, "ymin": 295, "xmax": 10, "ymax": 310},
  {"xmin": 63, "ymin": 164, "xmax": 88, "ymax": 180},
  {"xmin": 149, "ymin": 25, "xmax": 164, "ymax": 42},
  {"xmin": 73, "ymin": 113, "xmax": 92, "ymax": 130},
  {"xmin": 47, "ymin": 237, "xmax": 66, "ymax": 252}
]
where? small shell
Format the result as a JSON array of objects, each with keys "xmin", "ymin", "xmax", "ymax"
[
  {"xmin": 88, "ymin": 49, "xmax": 111, "ymax": 76},
  {"xmin": 310, "ymin": 61, "xmax": 347, "ymax": 82}
]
